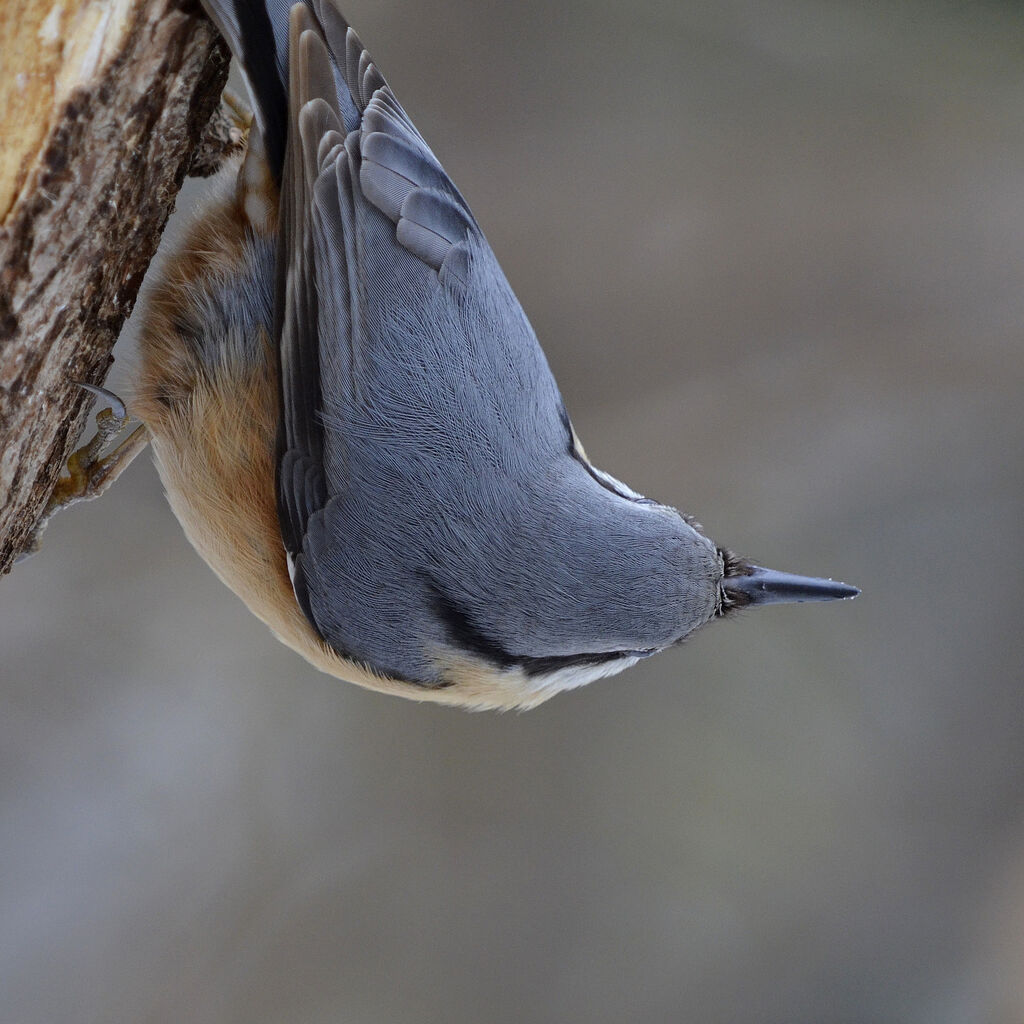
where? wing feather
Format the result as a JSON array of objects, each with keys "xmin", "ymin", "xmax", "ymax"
[
  {"xmin": 262, "ymin": 3, "xmax": 569, "ymax": 678},
  {"xmin": 277, "ymin": 0, "xmax": 487, "ymax": 561}
]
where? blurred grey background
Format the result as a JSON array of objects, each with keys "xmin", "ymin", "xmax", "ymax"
[{"xmin": 3, "ymin": 0, "xmax": 1024, "ymax": 1021}]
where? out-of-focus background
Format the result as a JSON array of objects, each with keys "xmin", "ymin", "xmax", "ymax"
[{"xmin": 4, "ymin": 0, "xmax": 1024, "ymax": 1021}]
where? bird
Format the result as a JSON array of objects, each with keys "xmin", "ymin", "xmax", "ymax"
[{"xmin": 122, "ymin": 0, "xmax": 858, "ymax": 709}]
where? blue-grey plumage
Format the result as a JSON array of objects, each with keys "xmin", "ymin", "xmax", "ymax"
[
  {"xmin": 135, "ymin": 0, "xmax": 856, "ymax": 709},
  {"xmin": 270, "ymin": 0, "xmax": 727, "ymax": 689}
]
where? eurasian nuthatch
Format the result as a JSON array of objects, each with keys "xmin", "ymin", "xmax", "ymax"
[{"xmin": 118, "ymin": 0, "xmax": 857, "ymax": 708}]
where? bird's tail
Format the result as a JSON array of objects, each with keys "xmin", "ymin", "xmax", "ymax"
[{"xmin": 200, "ymin": 0, "xmax": 363, "ymax": 182}]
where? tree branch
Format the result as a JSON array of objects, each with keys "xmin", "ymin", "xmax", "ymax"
[{"xmin": 0, "ymin": 0, "xmax": 229, "ymax": 572}]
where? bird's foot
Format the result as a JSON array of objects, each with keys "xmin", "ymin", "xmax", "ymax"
[
  {"xmin": 189, "ymin": 89, "xmax": 251, "ymax": 177},
  {"xmin": 17, "ymin": 384, "xmax": 149, "ymax": 562}
]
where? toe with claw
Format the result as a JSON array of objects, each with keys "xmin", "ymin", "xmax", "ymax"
[{"xmin": 17, "ymin": 384, "xmax": 149, "ymax": 562}]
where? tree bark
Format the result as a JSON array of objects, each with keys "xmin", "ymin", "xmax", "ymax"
[{"xmin": 0, "ymin": 0, "xmax": 229, "ymax": 573}]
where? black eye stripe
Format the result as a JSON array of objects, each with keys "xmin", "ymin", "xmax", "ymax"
[{"xmin": 424, "ymin": 574, "xmax": 641, "ymax": 677}]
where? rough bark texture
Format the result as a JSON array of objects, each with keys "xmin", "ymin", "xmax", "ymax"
[{"xmin": 0, "ymin": 0, "xmax": 229, "ymax": 573}]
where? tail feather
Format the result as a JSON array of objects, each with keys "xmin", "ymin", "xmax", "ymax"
[{"xmin": 200, "ymin": 0, "xmax": 363, "ymax": 181}]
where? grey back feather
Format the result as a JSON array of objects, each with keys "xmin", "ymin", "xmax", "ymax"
[{"xmin": 201, "ymin": 0, "xmax": 722, "ymax": 687}]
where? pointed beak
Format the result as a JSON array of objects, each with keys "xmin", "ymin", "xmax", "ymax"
[{"xmin": 724, "ymin": 564, "xmax": 860, "ymax": 607}]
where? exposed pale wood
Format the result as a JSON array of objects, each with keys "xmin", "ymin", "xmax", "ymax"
[{"xmin": 0, "ymin": 0, "xmax": 229, "ymax": 572}]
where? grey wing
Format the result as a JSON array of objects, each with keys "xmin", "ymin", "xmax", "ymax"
[{"xmin": 276, "ymin": 4, "xmax": 570, "ymax": 673}]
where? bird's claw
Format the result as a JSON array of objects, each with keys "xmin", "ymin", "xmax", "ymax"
[
  {"xmin": 16, "ymin": 384, "xmax": 149, "ymax": 562},
  {"xmin": 189, "ymin": 90, "xmax": 251, "ymax": 177}
]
